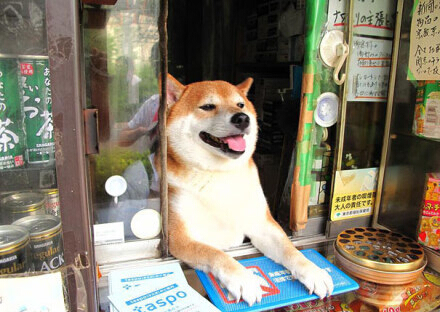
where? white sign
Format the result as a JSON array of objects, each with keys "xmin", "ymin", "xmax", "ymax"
[
  {"xmin": 0, "ymin": 272, "xmax": 67, "ymax": 312},
  {"xmin": 352, "ymin": 0, "xmax": 396, "ymax": 38},
  {"xmin": 408, "ymin": 0, "xmax": 440, "ymax": 80},
  {"xmin": 347, "ymin": 36, "xmax": 393, "ymax": 102},
  {"xmin": 93, "ymin": 222, "xmax": 125, "ymax": 245},
  {"xmin": 327, "ymin": 0, "xmax": 347, "ymax": 30},
  {"xmin": 327, "ymin": 0, "xmax": 396, "ymax": 38}
]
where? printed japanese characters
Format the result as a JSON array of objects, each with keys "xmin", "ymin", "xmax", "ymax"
[
  {"xmin": 159, "ymin": 74, "xmax": 333, "ymax": 306},
  {"xmin": 0, "ymin": 56, "xmax": 26, "ymax": 169},
  {"xmin": 418, "ymin": 173, "xmax": 440, "ymax": 250},
  {"xmin": 19, "ymin": 56, "xmax": 55, "ymax": 164}
]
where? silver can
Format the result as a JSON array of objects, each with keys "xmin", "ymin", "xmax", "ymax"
[
  {"xmin": 13, "ymin": 215, "xmax": 64, "ymax": 271},
  {"xmin": 1, "ymin": 191, "xmax": 46, "ymax": 224},
  {"xmin": 0, "ymin": 225, "xmax": 31, "ymax": 275},
  {"xmin": 41, "ymin": 188, "xmax": 60, "ymax": 216}
]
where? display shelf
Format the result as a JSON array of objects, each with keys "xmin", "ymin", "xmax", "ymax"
[
  {"xmin": 0, "ymin": 165, "xmax": 57, "ymax": 192},
  {"xmin": 424, "ymin": 247, "xmax": 440, "ymax": 273},
  {"xmin": 235, "ymin": 62, "xmax": 300, "ymax": 74},
  {"xmin": 391, "ymin": 131, "xmax": 440, "ymax": 144}
]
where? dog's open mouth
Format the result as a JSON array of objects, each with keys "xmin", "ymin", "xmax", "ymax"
[{"xmin": 199, "ymin": 131, "xmax": 246, "ymax": 155}]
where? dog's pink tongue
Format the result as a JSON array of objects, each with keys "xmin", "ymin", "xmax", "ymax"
[{"xmin": 223, "ymin": 135, "xmax": 246, "ymax": 152}]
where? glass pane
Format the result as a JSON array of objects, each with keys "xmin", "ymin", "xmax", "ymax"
[
  {"xmin": 341, "ymin": 0, "xmax": 397, "ymax": 170},
  {"xmin": 378, "ymin": 0, "xmax": 440, "ymax": 238},
  {"xmin": 83, "ymin": 1, "xmax": 160, "ymax": 250},
  {"xmin": 341, "ymin": 102, "xmax": 386, "ymax": 169},
  {"xmin": 0, "ymin": 0, "xmax": 65, "ymax": 275}
]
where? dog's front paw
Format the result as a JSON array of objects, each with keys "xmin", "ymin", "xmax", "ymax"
[
  {"xmin": 220, "ymin": 267, "xmax": 263, "ymax": 306},
  {"xmin": 292, "ymin": 260, "xmax": 334, "ymax": 299}
]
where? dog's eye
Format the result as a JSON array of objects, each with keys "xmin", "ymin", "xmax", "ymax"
[
  {"xmin": 237, "ymin": 102, "xmax": 245, "ymax": 109},
  {"xmin": 199, "ymin": 104, "xmax": 216, "ymax": 111}
]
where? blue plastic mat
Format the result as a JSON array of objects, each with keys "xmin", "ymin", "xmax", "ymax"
[{"xmin": 196, "ymin": 249, "xmax": 359, "ymax": 312}]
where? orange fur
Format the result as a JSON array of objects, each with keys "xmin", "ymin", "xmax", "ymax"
[{"xmin": 157, "ymin": 74, "xmax": 333, "ymax": 306}]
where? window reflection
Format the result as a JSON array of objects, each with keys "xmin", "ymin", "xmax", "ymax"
[{"xmin": 83, "ymin": 0, "xmax": 160, "ymax": 243}]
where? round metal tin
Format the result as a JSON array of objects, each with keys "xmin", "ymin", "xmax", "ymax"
[
  {"xmin": 0, "ymin": 224, "xmax": 29, "ymax": 252},
  {"xmin": 1, "ymin": 192, "xmax": 46, "ymax": 225},
  {"xmin": 12, "ymin": 214, "xmax": 61, "ymax": 239},
  {"xmin": 2, "ymin": 191, "xmax": 45, "ymax": 213},
  {"xmin": 335, "ymin": 227, "xmax": 426, "ymax": 273},
  {"xmin": 13, "ymin": 215, "xmax": 64, "ymax": 271},
  {"xmin": 0, "ymin": 225, "xmax": 30, "ymax": 274},
  {"xmin": 41, "ymin": 188, "xmax": 60, "ymax": 216}
]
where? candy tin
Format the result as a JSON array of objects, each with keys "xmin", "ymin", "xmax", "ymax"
[{"xmin": 334, "ymin": 227, "xmax": 427, "ymax": 284}]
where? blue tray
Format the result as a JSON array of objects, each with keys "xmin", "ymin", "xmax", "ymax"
[{"xmin": 196, "ymin": 249, "xmax": 358, "ymax": 312}]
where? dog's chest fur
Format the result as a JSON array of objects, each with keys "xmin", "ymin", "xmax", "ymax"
[{"xmin": 169, "ymin": 162, "xmax": 267, "ymax": 249}]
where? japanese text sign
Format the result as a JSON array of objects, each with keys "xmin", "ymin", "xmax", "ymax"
[{"xmin": 408, "ymin": 0, "xmax": 440, "ymax": 80}]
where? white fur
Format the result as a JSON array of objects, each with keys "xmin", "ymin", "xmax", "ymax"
[
  {"xmin": 167, "ymin": 81, "xmax": 333, "ymax": 306},
  {"xmin": 167, "ymin": 109, "xmax": 258, "ymax": 171}
]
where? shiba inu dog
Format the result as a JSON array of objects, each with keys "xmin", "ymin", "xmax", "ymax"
[{"xmin": 162, "ymin": 74, "xmax": 333, "ymax": 306}]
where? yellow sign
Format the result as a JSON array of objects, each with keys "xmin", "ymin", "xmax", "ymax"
[
  {"xmin": 331, "ymin": 190, "xmax": 376, "ymax": 220},
  {"xmin": 331, "ymin": 168, "xmax": 378, "ymax": 221}
]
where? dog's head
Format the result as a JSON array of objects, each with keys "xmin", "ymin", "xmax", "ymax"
[{"xmin": 165, "ymin": 74, "xmax": 258, "ymax": 171}]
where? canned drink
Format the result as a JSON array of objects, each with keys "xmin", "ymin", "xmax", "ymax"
[
  {"xmin": 41, "ymin": 188, "xmax": 60, "ymax": 216},
  {"xmin": 13, "ymin": 215, "xmax": 64, "ymax": 271},
  {"xmin": 1, "ymin": 191, "xmax": 46, "ymax": 224},
  {"xmin": 18, "ymin": 55, "xmax": 55, "ymax": 165},
  {"xmin": 0, "ymin": 225, "xmax": 31, "ymax": 275},
  {"xmin": 0, "ymin": 55, "xmax": 26, "ymax": 170}
]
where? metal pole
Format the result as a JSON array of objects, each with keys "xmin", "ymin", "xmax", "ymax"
[{"xmin": 158, "ymin": 0, "xmax": 169, "ymax": 257}]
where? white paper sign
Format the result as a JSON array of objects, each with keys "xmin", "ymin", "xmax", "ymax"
[
  {"xmin": 352, "ymin": 0, "xmax": 396, "ymax": 38},
  {"xmin": 327, "ymin": 0, "xmax": 347, "ymax": 30},
  {"xmin": 327, "ymin": 0, "xmax": 396, "ymax": 37},
  {"xmin": 0, "ymin": 272, "xmax": 67, "ymax": 312},
  {"xmin": 408, "ymin": 0, "xmax": 440, "ymax": 80},
  {"xmin": 347, "ymin": 36, "xmax": 393, "ymax": 102},
  {"xmin": 93, "ymin": 222, "xmax": 125, "ymax": 245}
]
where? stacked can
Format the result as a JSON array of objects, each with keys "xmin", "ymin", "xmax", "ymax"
[
  {"xmin": 19, "ymin": 56, "xmax": 55, "ymax": 165},
  {"xmin": 0, "ymin": 191, "xmax": 46, "ymax": 224},
  {"xmin": 0, "ymin": 55, "xmax": 26, "ymax": 170},
  {"xmin": 13, "ymin": 215, "xmax": 64, "ymax": 271},
  {"xmin": 0, "ymin": 225, "xmax": 31, "ymax": 275},
  {"xmin": 42, "ymin": 188, "xmax": 60, "ymax": 217}
]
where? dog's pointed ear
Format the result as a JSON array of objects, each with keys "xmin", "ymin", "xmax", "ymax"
[
  {"xmin": 236, "ymin": 78, "xmax": 253, "ymax": 96},
  {"xmin": 159, "ymin": 73, "xmax": 185, "ymax": 108}
]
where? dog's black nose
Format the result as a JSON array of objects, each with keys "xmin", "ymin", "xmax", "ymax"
[{"xmin": 231, "ymin": 113, "xmax": 250, "ymax": 130}]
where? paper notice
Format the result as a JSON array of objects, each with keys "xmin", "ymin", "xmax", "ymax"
[{"xmin": 408, "ymin": 0, "xmax": 440, "ymax": 80}]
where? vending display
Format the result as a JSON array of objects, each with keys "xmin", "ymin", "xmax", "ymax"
[
  {"xmin": 0, "ymin": 0, "xmax": 64, "ymax": 279},
  {"xmin": 413, "ymin": 81, "xmax": 440, "ymax": 140},
  {"xmin": 0, "ymin": 55, "xmax": 26, "ymax": 170},
  {"xmin": 417, "ymin": 173, "xmax": 440, "ymax": 249}
]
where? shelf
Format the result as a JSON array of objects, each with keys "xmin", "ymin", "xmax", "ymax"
[
  {"xmin": 391, "ymin": 131, "xmax": 440, "ymax": 144},
  {"xmin": 0, "ymin": 165, "xmax": 57, "ymax": 193},
  {"xmin": 235, "ymin": 62, "xmax": 301, "ymax": 74}
]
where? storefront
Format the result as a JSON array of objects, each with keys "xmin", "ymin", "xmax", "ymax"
[{"xmin": 0, "ymin": 0, "xmax": 439, "ymax": 311}]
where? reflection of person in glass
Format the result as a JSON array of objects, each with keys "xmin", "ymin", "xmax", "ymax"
[
  {"xmin": 118, "ymin": 93, "xmax": 160, "ymax": 193},
  {"xmin": 117, "ymin": 94, "xmax": 159, "ymax": 150},
  {"xmin": 117, "ymin": 43, "xmax": 160, "ymax": 194}
]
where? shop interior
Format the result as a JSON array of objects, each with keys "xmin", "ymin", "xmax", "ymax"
[{"xmin": 2, "ymin": 0, "xmax": 440, "ymax": 311}]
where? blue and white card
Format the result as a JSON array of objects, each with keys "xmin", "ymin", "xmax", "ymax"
[
  {"xmin": 196, "ymin": 249, "xmax": 359, "ymax": 312},
  {"xmin": 109, "ymin": 262, "xmax": 188, "ymax": 295},
  {"xmin": 108, "ymin": 282, "xmax": 220, "ymax": 312}
]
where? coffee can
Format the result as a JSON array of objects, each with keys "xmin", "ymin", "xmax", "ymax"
[
  {"xmin": 41, "ymin": 188, "xmax": 60, "ymax": 216},
  {"xmin": 0, "ymin": 225, "xmax": 31, "ymax": 275},
  {"xmin": 13, "ymin": 215, "xmax": 64, "ymax": 271},
  {"xmin": 1, "ymin": 191, "xmax": 46, "ymax": 224}
]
